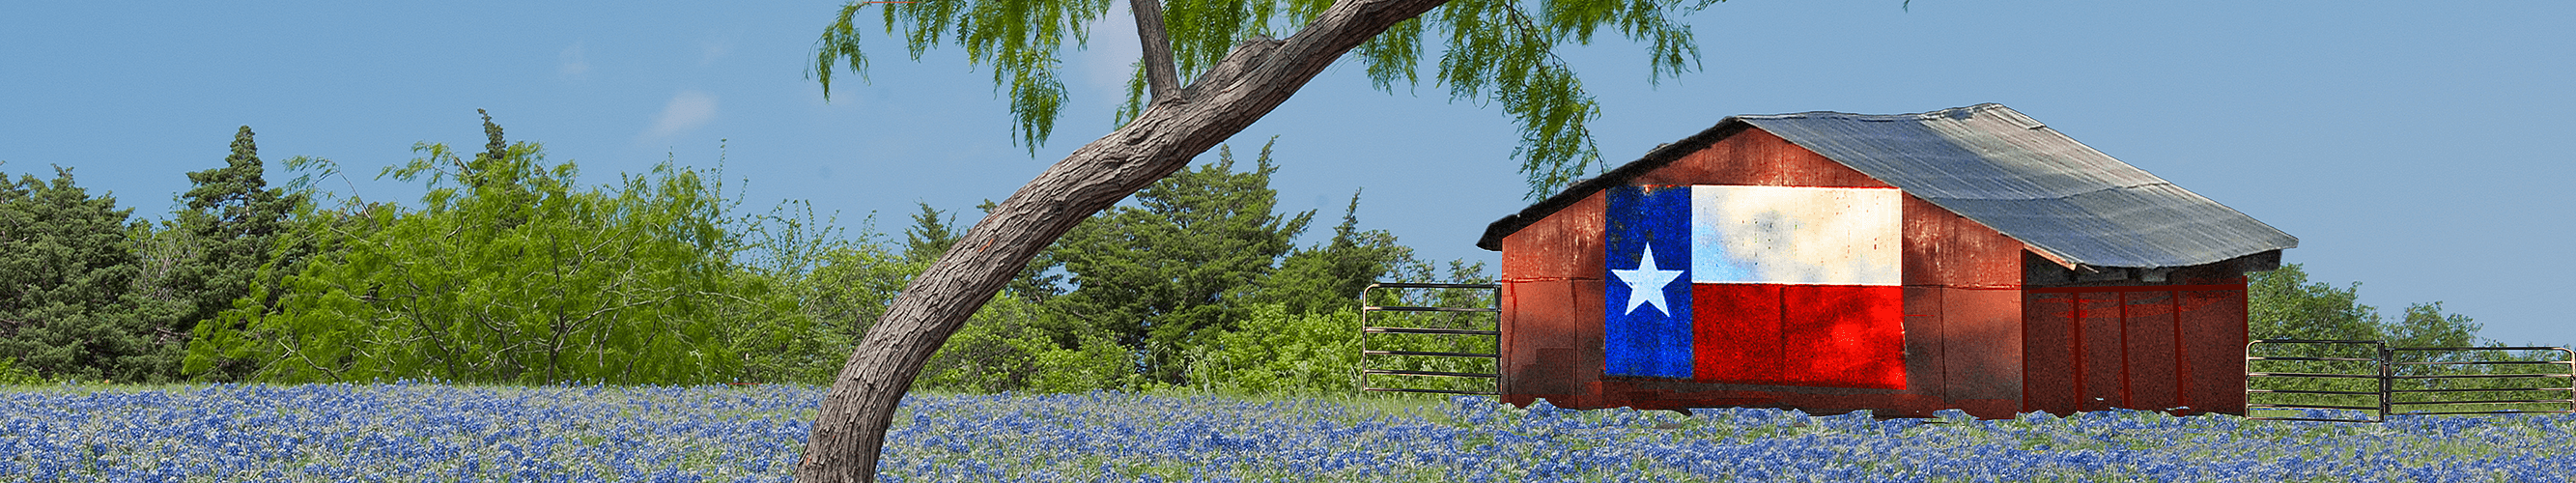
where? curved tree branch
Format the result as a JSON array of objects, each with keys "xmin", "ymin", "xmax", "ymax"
[{"xmin": 794, "ymin": 0, "xmax": 1455, "ymax": 480}]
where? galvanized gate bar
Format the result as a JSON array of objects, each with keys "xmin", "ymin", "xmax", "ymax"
[
  {"xmin": 1367, "ymin": 306, "xmax": 1501, "ymax": 313},
  {"xmin": 2391, "ymin": 387, "xmax": 2576, "ymax": 393},
  {"xmin": 2382, "ymin": 346, "xmax": 2576, "ymax": 416},
  {"xmin": 1363, "ymin": 327, "xmax": 1501, "ymax": 335},
  {"xmin": 2247, "ymin": 340, "xmax": 2576, "ymax": 422},
  {"xmin": 1362, "ymin": 369, "xmax": 1500, "ymax": 378},
  {"xmin": 2246, "ymin": 339, "xmax": 2389, "ymax": 423},
  {"xmin": 1364, "ymin": 283, "xmax": 1499, "ymax": 290},
  {"xmin": 2246, "ymin": 372, "xmax": 2385, "ymax": 379},
  {"xmin": 1357, "ymin": 283, "xmax": 1503, "ymax": 397},
  {"xmin": 1362, "ymin": 350, "xmax": 1500, "ymax": 358},
  {"xmin": 1360, "ymin": 387, "xmax": 1495, "ymax": 396},
  {"xmin": 2248, "ymin": 389, "xmax": 2382, "ymax": 395}
]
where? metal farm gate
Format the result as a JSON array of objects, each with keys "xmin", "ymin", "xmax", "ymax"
[
  {"xmin": 2246, "ymin": 339, "xmax": 2576, "ymax": 422},
  {"xmin": 1356, "ymin": 283, "xmax": 1502, "ymax": 396}
]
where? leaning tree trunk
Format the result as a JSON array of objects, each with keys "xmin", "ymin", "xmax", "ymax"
[{"xmin": 794, "ymin": 0, "xmax": 1451, "ymax": 480}]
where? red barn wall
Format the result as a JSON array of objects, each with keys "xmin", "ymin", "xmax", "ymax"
[
  {"xmin": 1502, "ymin": 128, "xmax": 2029, "ymax": 417},
  {"xmin": 2019, "ymin": 262, "xmax": 2249, "ymax": 416},
  {"xmin": 1500, "ymin": 191, "xmax": 1607, "ymax": 409},
  {"xmin": 1902, "ymin": 196, "xmax": 2027, "ymax": 418}
]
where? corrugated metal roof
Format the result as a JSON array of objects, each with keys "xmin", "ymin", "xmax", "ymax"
[{"xmin": 1478, "ymin": 103, "xmax": 2297, "ymax": 269}]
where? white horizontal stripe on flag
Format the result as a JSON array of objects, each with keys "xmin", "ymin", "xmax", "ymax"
[{"xmin": 1689, "ymin": 185, "xmax": 1901, "ymax": 286}]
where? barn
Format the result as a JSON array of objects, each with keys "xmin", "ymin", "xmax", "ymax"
[{"xmin": 1476, "ymin": 103, "xmax": 2297, "ymax": 418}]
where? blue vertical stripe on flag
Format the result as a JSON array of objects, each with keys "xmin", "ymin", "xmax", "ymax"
[{"xmin": 1604, "ymin": 185, "xmax": 1693, "ymax": 379}]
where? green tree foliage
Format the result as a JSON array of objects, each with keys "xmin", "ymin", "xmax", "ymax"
[
  {"xmin": 816, "ymin": 0, "xmax": 1712, "ymax": 198},
  {"xmin": 732, "ymin": 197, "xmax": 888, "ymax": 385},
  {"xmin": 1188, "ymin": 260, "xmax": 1495, "ymax": 395},
  {"xmin": 184, "ymin": 113, "xmax": 806, "ymax": 384},
  {"xmin": 1188, "ymin": 303, "xmax": 1361, "ymax": 394},
  {"xmin": 804, "ymin": 0, "xmax": 1726, "ymax": 474},
  {"xmin": 796, "ymin": 238, "xmax": 911, "ymax": 360},
  {"xmin": 902, "ymin": 199, "xmax": 1140, "ymax": 393},
  {"xmin": 892, "ymin": 139, "xmax": 1491, "ymax": 395},
  {"xmin": 149, "ymin": 127, "xmax": 314, "ymax": 382},
  {"xmin": 0, "ymin": 356, "xmax": 44, "ymax": 385},
  {"xmin": 2249, "ymin": 264, "xmax": 2483, "ymax": 348},
  {"xmin": 2245, "ymin": 263, "xmax": 2504, "ymax": 408},
  {"xmin": 916, "ymin": 294, "xmax": 1147, "ymax": 393},
  {"xmin": 0, "ymin": 165, "xmax": 187, "ymax": 383},
  {"xmin": 900, "ymin": 202, "xmax": 959, "ymax": 265},
  {"xmin": 170, "ymin": 127, "xmax": 306, "ymax": 328},
  {"xmin": 1253, "ymin": 189, "xmax": 1416, "ymax": 315},
  {"xmin": 1046, "ymin": 139, "xmax": 1314, "ymax": 384}
]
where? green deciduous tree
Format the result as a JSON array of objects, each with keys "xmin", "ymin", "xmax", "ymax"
[
  {"xmin": 2245, "ymin": 263, "xmax": 2493, "ymax": 404},
  {"xmin": 917, "ymin": 294, "xmax": 1146, "ymax": 394},
  {"xmin": 1187, "ymin": 303, "xmax": 1361, "ymax": 394},
  {"xmin": 0, "ymin": 165, "xmax": 186, "ymax": 383},
  {"xmin": 799, "ymin": 0, "xmax": 1723, "ymax": 476},
  {"xmin": 734, "ymin": 197, "xmax": 888, "ymax": 384},
  {"xmin": 2249, "ymin": 264, "xmax": 2484, "ymax": 348},
  {"xmin": 184, "ymin": 113, "xmax": 806, "ymax": 384}
]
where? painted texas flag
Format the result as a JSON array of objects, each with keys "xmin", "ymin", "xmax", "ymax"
[{"xmin": 1603, "ymin": 185, "xmax": 1907, "ymax": 389}]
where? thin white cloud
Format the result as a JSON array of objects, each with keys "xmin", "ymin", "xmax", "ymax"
[
  {"xmin": 699, "ymin": 38, "xmax": 733, "ymax": 67},
  {"xmin": 558, "ymin": 42, "xmax": 591, "ymax": 80},
  {"xmin": 646, "ymin": 91, "xmax": 719, "ymax": 137}
]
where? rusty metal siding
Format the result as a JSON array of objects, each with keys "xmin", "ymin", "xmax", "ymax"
[
  {"xmin": 2122, "ymin": 291, "xmax": 2183, "ymax": 412},
  {"xmin": 1939, "ymin": 288, "xmax": 2024, "ymax": 417},
  {"xmin": 2077, "ymin": 292, "xmax": 2127, "ymax": 412},
  {"xmin": 1499, "ymin": 191, "xmax": 1606, "ymax": 409},
  {"xmin": 2023, "ymin": 292, "xmax": 2080, "ymax": 414},
  {"xmin": 2178, "ymin": 285, "xmax": 2249, "ymax": 415},
  {"xmin": 2022, "ymin": 273, "xmax": 2250, "ymax": 416},
  {"xmin": 1902, "ymin": 286, "xmax": 1946, "ymax": 402},
  {"xmin": 1899, "ymin": 192, "xmax": 2027, "ymax": 418}
]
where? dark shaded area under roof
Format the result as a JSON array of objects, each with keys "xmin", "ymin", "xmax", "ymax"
[{"xmin": 1477, "ymin": 103, "xmax": 2297, "ymax": 270}]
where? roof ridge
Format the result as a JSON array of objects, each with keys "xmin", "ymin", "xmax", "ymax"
[{"xmin": 1734, "ymin": 103, "xmax": 2010, "ymax": 123}]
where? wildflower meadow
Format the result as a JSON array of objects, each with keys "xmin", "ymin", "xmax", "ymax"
[{"xmin": 5, "ymin": 383, "xmax": 2570, "ymax": 482}]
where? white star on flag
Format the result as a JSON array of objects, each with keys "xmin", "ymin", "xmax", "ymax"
[{"xmin": 1610, "ymin": 244, "xmax": 1684, "ymax": 316}]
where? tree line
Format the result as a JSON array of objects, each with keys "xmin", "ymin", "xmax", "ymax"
[
  {"xmin": 0, "ymin": 115, "xmax": 2507, "ymax": 390},
  {"xmin": 0, "ymin": 114, "xmax": 1485, "ymax": 392}
]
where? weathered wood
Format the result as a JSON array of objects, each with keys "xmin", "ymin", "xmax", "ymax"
[{"xmin": 792, "ymin": 0, "xmax": 1455, "ymax": 481}]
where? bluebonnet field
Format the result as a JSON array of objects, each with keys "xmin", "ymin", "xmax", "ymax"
[{"xmin": 3, "ymin": 383, "xmax": 2569, "ymax": 482}]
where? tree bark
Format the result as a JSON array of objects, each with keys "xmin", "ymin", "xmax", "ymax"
[
  {"xmin": 1131, "ymin": 0, "xmax": 1181, "ymax": 100},
  {"xmin": 792, "ymin": 0, "xmax": 1452, "ymax": 481}
]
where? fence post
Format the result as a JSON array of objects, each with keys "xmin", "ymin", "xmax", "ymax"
[{"xmin": 2377, "ymin": 343, "xmax": 2392, "ymax": 421}]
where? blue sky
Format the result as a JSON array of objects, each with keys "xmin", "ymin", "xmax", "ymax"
[{"xmin": 4, "ymin": 2, "xmax": 2570, "ymax": 346}]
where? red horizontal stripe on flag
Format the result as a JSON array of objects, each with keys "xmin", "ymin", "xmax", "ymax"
[
  {"xmin": 1692, "ymin": 284, "xmax": 1781, "ymax": 384},
  {"xmin": 1781, "ymin": 285, "xmax": 1905, "ymax": 389},
  {"xmin": 1690, "ymin": 284, "xmax": 1906, "ymax": 389}
]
